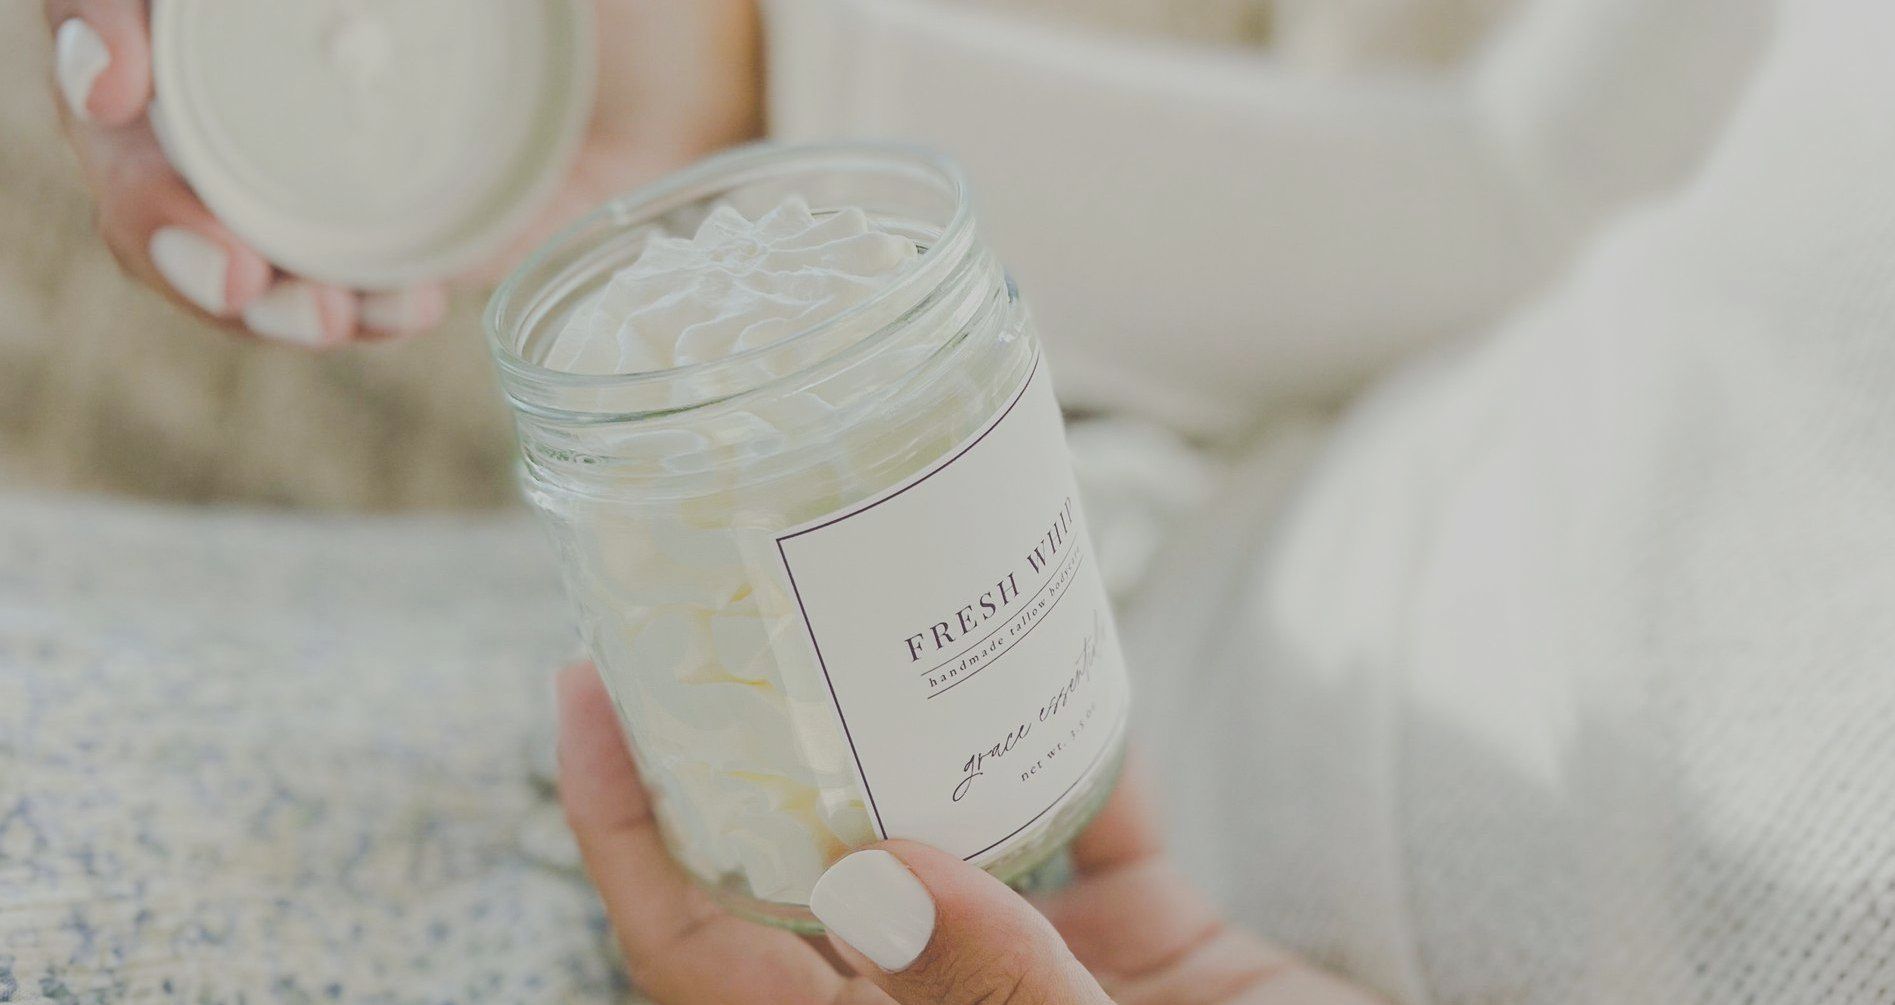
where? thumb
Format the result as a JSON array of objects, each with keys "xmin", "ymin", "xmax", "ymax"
[
  {"xmin": 811, "ymin": 842, "xmax": 1113, "ymax": 1005},
  {"xmin": 47, "ymin": 0, "xmax": 152, "ymax": 126}
]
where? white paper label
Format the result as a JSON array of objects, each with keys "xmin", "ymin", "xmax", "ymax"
[{"xmin": 775, "ymin": 355, "xmax": 1129, "ymax": 862}]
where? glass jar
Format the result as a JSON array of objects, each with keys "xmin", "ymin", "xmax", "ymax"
[{"xmin": 487, "ymin": 143, "xmax": 1130, "ymax": 930}]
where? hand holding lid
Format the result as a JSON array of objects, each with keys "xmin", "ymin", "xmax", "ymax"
[{"xmin": 42, "ymin": 0, "xmax": 762, "ymax": 349}]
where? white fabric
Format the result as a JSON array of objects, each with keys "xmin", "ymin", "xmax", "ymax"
[
  {"xmin": 774, "ymin": 0, "xmax": 1895, "ymax": 1001},
  {"xmin": 1140, "ymin": 4, "xmax": 1895, "ymax": 1002},
  {"xmin": 0, "ymin": 495, "xmax": 627, "ymax": 1002}
]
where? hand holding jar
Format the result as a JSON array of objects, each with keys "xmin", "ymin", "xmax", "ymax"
[{"xmin": 557, "ymin": 662, "xmax": 1382, "ymax": 1005}]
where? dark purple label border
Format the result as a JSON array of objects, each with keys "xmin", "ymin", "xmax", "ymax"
[{"xmin": 775, "ymin": 353, "xmax": 1043, "ymax": 846}]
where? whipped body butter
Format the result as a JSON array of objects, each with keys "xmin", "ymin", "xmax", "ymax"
[{"xmin": 488, "ymin": 145, "xmax": 1129, "ymax": 928}]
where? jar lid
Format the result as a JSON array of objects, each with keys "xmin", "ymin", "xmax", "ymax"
[{"xmin": 149, "ymin": 0, "xmax": 595, "ymax": 290}]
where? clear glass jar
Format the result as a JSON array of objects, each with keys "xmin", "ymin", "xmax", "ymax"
[{"xmin": 487, "ymin": 143, "xmax": 1129, "ymax": 930}]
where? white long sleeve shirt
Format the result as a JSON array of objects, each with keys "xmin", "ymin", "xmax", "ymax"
[{"xmin": 764, "ymin": 0, "xmax": 1768, "ymax": 439}]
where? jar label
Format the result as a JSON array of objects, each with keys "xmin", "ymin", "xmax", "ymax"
[{"xmin": 774, "ymin": 355, "xmax": 1130, "ymax": 863}]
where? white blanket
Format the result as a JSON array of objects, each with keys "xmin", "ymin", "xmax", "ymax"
[{"xmin": 1127, "ymin": 2, "xmax": 1895, "ymax": 1000}]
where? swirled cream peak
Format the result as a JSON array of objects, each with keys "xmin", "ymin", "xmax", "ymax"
[{"xmin": 544, "ymin": 197, "xmax": 919, "ymax": 374}]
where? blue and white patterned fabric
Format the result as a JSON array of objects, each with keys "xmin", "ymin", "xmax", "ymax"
[{"xmin": 0, "ymin": 494, "xmax": 635, "ymax": 1003}]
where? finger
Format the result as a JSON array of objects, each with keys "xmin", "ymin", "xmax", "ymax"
[
  {"xmin": 241, "ymin": 279, "xmax": 360, "ymax": 348},
  {"xmin": 813, "ymin": 842, "xmax": 1113, "ymax": 1005},
  {"xmin": 555, "ymin": 663, "xmax": 853, "ymax": 1005},
  {"xmin": 46, "ymin": 21, "xmax": 282, "ymax": 335},
  {"xmin": 1109, "ymin": 928, "xmax": 1384, "ymax": 1005},
  {"xmin": 1067, "ymin": 756, "xmax": 1165, "ymax": 876},
  {"xmin": 1038, "ymin": 857, "xmax": 1224, "ymax": 982},
  {"xmin": 47, "ymin": 0, "xmax": 150, "ymax": 126},
  {"xmin": 139, "ymin": 220, "xmax": 270, "ymax": 325},
  {"xmin": 1042, "ymin": 759, "xmax": 1222, "ymax": 976},
  {"xmin": 76, "ymin": 121, "xmax": 269, "ymax": 321},
  {"xmin": 556, "ymin": 663, "xmax": 716, "ymax": 951},
  {"xmin": 359, "ymin": 285, "xmax": 449, "ymax": 338}
]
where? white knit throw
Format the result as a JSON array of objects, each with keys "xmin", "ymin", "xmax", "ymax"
[{"xmin": 1126, "ymin": 1, "xmax": 1895, "ymax": 1000}]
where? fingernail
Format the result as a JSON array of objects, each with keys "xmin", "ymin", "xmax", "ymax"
[
  {"xmin": 242, "ymin": 281, "xmax": 328, "ymax": 346},
  {"xmin": 55, "ymin": 19, "xmax": 110, "ymax": 121},
  {"xmin": 149, "ymin": 227, "xmax": 231, "ymax": 316},
  {"xmin": 360, "ymin": 286, "xmax": 446, "ymax": 333},
  {"xmin": 809, "ymin": 850, "xmax": 935, "ymax": 972}
]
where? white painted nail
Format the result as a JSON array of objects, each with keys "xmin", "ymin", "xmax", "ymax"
[
  {"xmin": 55, "ymin": 19, "xmax": 110, "ymax": 121},
  {"xmin": 148, "ymin": 227, "xmax": 231, "ymax": 316},
  {"xmin": 809, "ymin": 850, "xmax": 935, "ymax": 972},
  {"xmin": 242, "ymin": 281, "xmax": 328, "ymax": 346},
  {"xmin": 360, "ymin": 287, "xmax": 444, "ymax": 333}
]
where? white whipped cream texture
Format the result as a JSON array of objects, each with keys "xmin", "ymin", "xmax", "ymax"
[
  {"xmin": 545, "ymin": 197, "xmax": 918, "ymax": 374},
  {"xmin": 546, "ymin": 197, "xmax": 919, "ymax": 903}
]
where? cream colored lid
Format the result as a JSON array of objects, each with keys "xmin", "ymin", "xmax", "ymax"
[{"xmin": 150, "ymin": 0, "xmax": 594, "ymax": 290}]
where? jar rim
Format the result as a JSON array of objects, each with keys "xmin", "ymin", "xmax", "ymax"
[{"xmin": 483, "ymin": 141, "xmax": 975, "ymax": 420}]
